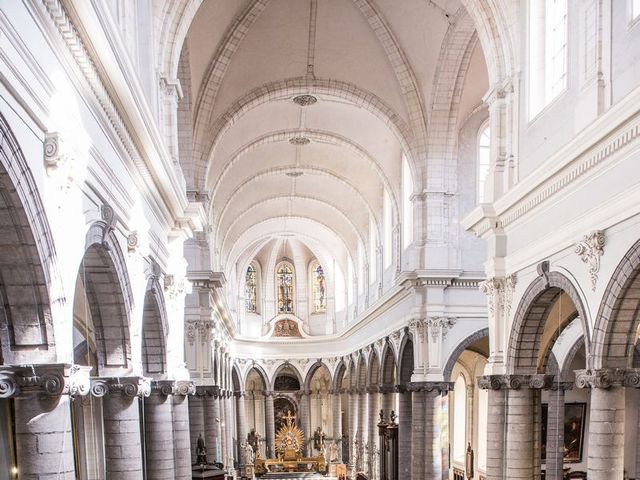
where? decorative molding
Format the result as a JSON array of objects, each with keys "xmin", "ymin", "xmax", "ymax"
[
  {"xmin": 479, "ymin": 274, "xmax": 517, "ymax": 323},
  {"xmin": 90, "ymin": 376, "xmax": 151, "ymax": 398},
  {"xmin": 575, "ymin": 368, "xmax": 640, "ymax": 389},
  {"xmin": 477, "ymin": 374, "xmax": 553, "ymax": 390},
  {"xmin": 426, "ymin": 316, "xmax": 457, "ymax": 340},
  {"xmin": 150, "ymin": 380, "xmax": 176, "ymax": 396},
  {"xmin": 289, "ymin": 136, "xmax": 311, "ymax": 146},
  {"xmin": 292, "ymin": 94, "xmax": 317, "ymax": 106},
  {"xmin": 0, "ymin": 364, "xmax": 91, "ymax": 398},
  {"xmin": 574, "ymin": 230, "xmax": 605, "ymax": 291},
  {"xmin": 406, "ymin": 381, "xmax": 454, "ymax": 393},
  {"xmin": 175, "ymin": 380, "xmax": 196, "ymax": 396}
]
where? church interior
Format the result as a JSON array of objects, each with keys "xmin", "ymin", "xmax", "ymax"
[{"xmin": 1, "ymin": 0, "xmax": 640, "ymax": 479}]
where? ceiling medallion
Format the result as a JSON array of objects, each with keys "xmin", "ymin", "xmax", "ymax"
[
  {"xmin": 285, "ymin": 171, "xmax": 304, "ymax": 178},
  {"xmin": 292, "ymin": 94, "xmax": 317, "ymax": 106},
  {"xmin": 289, "ymin": 136, "xmax": 310, "ymax": 146}
]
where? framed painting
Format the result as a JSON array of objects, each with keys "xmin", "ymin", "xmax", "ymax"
[{"xmin": 541, "ymin": 402, "xmax": 586, "ymax": 464}]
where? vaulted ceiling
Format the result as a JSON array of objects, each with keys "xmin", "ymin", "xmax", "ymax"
[{"xmin": 173, "ymin": 0, "xmax": 489, "ymax": 284}]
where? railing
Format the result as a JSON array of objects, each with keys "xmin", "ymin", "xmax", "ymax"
[{"xmin": 452, "ymin": 467, "xmax": 465, "ymax": 480}]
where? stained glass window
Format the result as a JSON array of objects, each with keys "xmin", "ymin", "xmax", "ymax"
[
  {"xmin": 311, "ymin": 262, "xmax": 326, "ymax": 313},
  {"xmin": 277, "ymin": 263, "xmax": 294, "ymax": 313},
  {"xmin": 245, "ymin": 264, "xmax": 257, "ymax": 313}
]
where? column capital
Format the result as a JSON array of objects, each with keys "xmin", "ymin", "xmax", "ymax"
[
  {"xmin": 233, "ymin": 390, "xmax": 246, "ymax": 398},
  {"xmin": 378, "ymin": 385, "xmax": 395, "ymax": 394},
  {"xmin": 477, "ymin": 374, "xmax": 553, "ymax": 390},
  {"xmin": 90, "ymin": 376, "xmax": 151, "ymax": 398},
  {"xmin": 575, "ymin": 368, "xmax": 640, "ymax": 389},
  {"xmin": 263, "ymin": 390, "xmax": 274, "ymax": 397},
  {"xmin": 407, "ymin": 381, "xmax": 454, "ymax": 393},
  {"xmin": 366, "ymin": 385, "xmax": 380, "ymax": 394},
  {"xmin": 175, "ymin": 380, "xmax": 196, "ymax": 396},
  {"xmin": 196, "ymin": 385, "xmax": 218, "ymax": 396},
  {"xmin": 150, "ymin": 380, "xmax": 176, "ymax": 396},
  {"xmin": 393, "ymin": 384, "xmax": 407, "ymax": 394},
  {"xmin": 547, "ymin": 380, "xmax": 574, "ymax": 391},
  {"xmin": 0, "ymin": 363, "xmax": 92, "ymax": 398}
]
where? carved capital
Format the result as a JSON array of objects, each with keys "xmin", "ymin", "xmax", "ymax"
[
  {"xmin": 477, "ymin": 374, "xmax": 553, "ymax": 390},
  {"xmin": 407, "ymin": 381, "xmax": 453, "ymax": 394},
  {"xmin": 175, "ymin": 380, "xmax": 196, "ymax": 396},
  {"xmin": 90, "ymin": 376, "xmax": 151, "ymax": 398},
  {"xmin": 0, "ymin": 364, "xmax": 92, "ymax": 398},
  {"xmin": 378, "ymin": 384, "xmax": 395, "ymax": 394},
  {"xmin": 479, "ymin": 274, "xmax": 517, "ymax": 323},
  {"xmin": 575, "ymin": 368, "xmax": 640, "ymax": 389},
  {"xmin": 150, "ymin": 380, "xmax": 176, "ymax": 396},
  {"xmin": 575, "ymin": 230, "xmax": 605, "ymax": 291},
  {"xmin": 425, "ymin": 316, "xmax": 457, "ymax": 341}
]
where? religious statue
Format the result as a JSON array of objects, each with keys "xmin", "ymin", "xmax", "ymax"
[
  {"xmin": 247, "ymin": 428, "xmax": 259, "ymax": 453},
  {"xmin": 329, "ymin": 441, "xmax": 339, "ymax": 463},
  {"xmin": 195, "ymin": 433, "xmax": 208, "ymax": 465},
  {"xmin": 243, "ymin": 441, "xmax": 255, "ymax": 465},
  {"xmin": 313, "ymin": 426, "xmax": 326, "ymax": 454},
  {"xmin": 389, "ymin": 410, "xmax": 397, "ymax": 425},
  {"xmin": 379, "ymin": 409, "xmax": 384, "ymax": 423}
]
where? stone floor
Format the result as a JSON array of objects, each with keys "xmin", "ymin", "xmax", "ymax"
[{"xmin": 259, "ymin": 473, "xmax": 335, "ymax": 479}]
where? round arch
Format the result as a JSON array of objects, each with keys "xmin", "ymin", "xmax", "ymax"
[
  {"xmin": 443, "ymin": 327, "xmax": 489, "ymax": 382},
  {"xmin": 141, "ymin": 276, "xmax": 169, "ymax": 377}
]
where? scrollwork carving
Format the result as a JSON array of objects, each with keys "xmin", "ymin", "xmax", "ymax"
[{"xmin": 575, "ymin": 230, "xmax": 605, "ymax": 291}]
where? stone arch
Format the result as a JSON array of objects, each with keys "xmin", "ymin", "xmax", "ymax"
[
  {"xmin": 368, "ymin": 350, "xmax": 380, "ymax": 387},
  {"xmin": 592, "ymin": 238, "xmax": 640, "ymax": 369},
  {"xmin": 333, "ymin": 360, "xmax": 347, "ymax": 392},
  {"xmin": 559, "ymin": 336, "xmax": 585, "ymax": 380},
  {"xmin": 245, "ymin": 365, "xmax": 268, "ymax": 391},
  {"xmin": 443, "ymin": 327, "xmax": 489, "ymax": 382},
  {"xmin": 141, "ymin": 277, "xmax": 169, "ymax": 377},
  {"xmin": 356, "ymin": 353, "xmax": 367, "ymax": 388},
  {"xmin": 380, "ymin": 342, "xmax": 396, "ymax": 386},
  {"xmin": 304, "ymin": 360, "xmax": 332, "ymax": 391},
  {"xmin": 77, "ymin": 221, "xmax": 133, "ymax": 374},
  {"xmin": 398, "ymin": 335, "xmax": 414, "ymax": 384},
  {"xmin": 507, "ymin": 271, "xmax": 590, "ymax": 375},
  {"xmin": 270, "ymin": 362, "xmax": 303, "ymax": 391},
  {"xmin": 348, "ymin": 360, "xmax": 357, "ymax": 390},
  {"xmin": 0, "ymin": 112, "xmax": 59, "ymax": 363},
  {"xmin": 232, "ymin": 363, "xmax": 242, "ymax": 391}
]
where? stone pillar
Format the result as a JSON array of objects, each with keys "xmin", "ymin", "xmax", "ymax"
[
  {"xmin": 576, "ymin": 369, "xmax": 629, "ymax": 480},
  {"xmin": 172, "ymin": 381, "xmax": 195, "ymax": 479},
  {"xmin": 211, "ymin": 391, "xmax": 223, "ymax": 463},
  {"xmin": 264, "ymin": 391, "xmax": 275, "ymax": 458},
  {"xmin": 235, "ymin": 391, "xmax": 248, "ymax": 464},
  {"xmin": 201, "ymin": 386, "xmax": 218, "ymax": 461},
  {"xmin": 349, "ymin": 388, "xmax": 358, "ymax": 468},
  {"xmin": 545, "ymin": 382, "xmax": 572, "ymax": 480},
  {"xmin": 92, "ymin": 376, "xmax": 151, "ymax": 480},
  {"xmin": 396, "ymin": 385, "xmax": 412, "ymax": 479},
  {"xmin": 189, "ymin": 389, "xmax": 206, "ymax": 465},
  {"xmin": 331, "ymin": 389, "xmax": 343, "ymax": 461},
  {"xmin": 299, "ymin": 389, "xmax": 312, "ymax": 456},
  {"xmin": 478, "ymin": 374, "xmax": 550, "ymax": 480},
  {"xmin": 226, "ymin": 392, "xmax": 236, "ymax": 468},
  {"xmin": 218, "ymin": 390, "xmax": 227, "ymax": 466},
  {"xmin": 2, "ymin": 364, "xmax": 91, "ymax": 479},
  {"xmin": 357, "ymin": 388, "xmax": 367, "ymax": 471},
  {"xmin": 367, "ymin": 387, "xmax": 380, "ymax": 479},
  {"xmin": 145, "ymin": 381, "xmax": 177, "ymax": 479}
]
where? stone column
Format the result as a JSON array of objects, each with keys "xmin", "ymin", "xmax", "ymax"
[
  {"xmin": 545, "ymin": 382, "xmax": 572, "ymax": 480},
  {"xmin": 331, "ymin": 389, "xmax": 343, "ymax": 461},
  {"xmin": 235, "ymin": 391, "xmax": 248, "ymax": 464},
  {"xmin": 201, "ymin": 386, "xmax": 218, "ymax": 461},
  {"xmin": 2, "ymin": 364, "xmax": 91, "ymax": 479},
  {"xmin": 211, "ymin": 390, "xmax": 223, "ymax": 463},
  {"xmin": 92, "ymin": 376, "xmax": 151, "ymax": 480},
  {"xmin": 367, "ymin": 387, "xmax": 380, "ymax": 479},
  {"xmin": 218, "ymin": 390, "xmax": 227, "ymax": 466},
  {"xmin": 172, "ymin": 381, "xmax": 195, "ymax": 479},
  {"xmin": 264, "ymin": 391, "xmax": 275, "ymax": 458},
  {"xmin": 409, "ymin": 386, "xmax": 425, "ymax": 480},
  {"xmin": 396, "ymin": 385, "xmax": 411, "ymax": 479},
  {"xmin": 299, "ymin": 389, "xmax": 312, "ymax": 456},
  {"xmin": 189, "ymin": 389, "xmax": 206, "ymax": 464},
  {"xmin": 576, "ymin": 369, "xmax": 629, "ymax": 480},
  {"xmin": 145, "ymin": 381, "xmax": 177, "ymax": 479},
  {"xmin": 348, "ymin": 388, "xmax": 358, "ymax": 468},
  {"xmin": 226, "ymin": 392, "xmax": 236, "ymax": 468},
  {"xmin": 357, "ymin": 388, "xmax": 367, "ymax": 471},
  {"xmin": 478, "ymin": 374, "xmax": 549, "ymax": 480}
]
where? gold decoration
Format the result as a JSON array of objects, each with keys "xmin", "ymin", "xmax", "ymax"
[{"xmin": 275, "ymin": 411, "xmax": 305, "ymax": 458}]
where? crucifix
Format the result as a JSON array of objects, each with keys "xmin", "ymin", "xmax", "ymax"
[{"xmin": 283, "ymin": 410, "xmax": 296, "ymax": 428}]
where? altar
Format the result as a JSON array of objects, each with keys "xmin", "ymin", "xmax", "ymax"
[{"xmin": 255, "ymin": 412, "xmax": 327, "ymax": 476}]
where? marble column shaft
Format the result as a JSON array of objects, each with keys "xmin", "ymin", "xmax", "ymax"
[
  {"xmin": 172, "ymin": 384, "xmax": 194, "ymax": 480},
  {"xmin": 99, "ymin": 378, "xmax": 149, "ymax": 480},
  {"xmin": 264, "ymin": 391, "xmax": 275, "ymax": 458},
  {"xmin": 357, "ymin": 389, "xmax": 367, "ymax": 471},
  {"xmin": 202, "ymin": 387, "xmax": 218, "ymax": 461},
  {"xmin": 144, "ymin": 383, "xmax": 177, "ymax": 480},
  {"xmin": 397, "ymin": 387, "xmax": 412, "ymax": 479},
  {"xmin": 505, "ymin": 388, "xmax": 538, "ymax": 479},
  {"xmin": 410, "ymin": 389, "xmax": 425, "ymax": 480},
  {"xmin": 226, "ymin": 393, "xmax": 235, "ymax": 466},
  {"xmin": 299, "ymin": 390, "xmax": 312, "ymax": 456},
  {"xmin": 545, "ymin": 386, "xmax": 569, "ymax": 480},
  {"xmin": 236, "ymin": 392, "xmax": 248, "ymax": 464},
  {"xmin": 331, "ymin": 391, "xmax": 343, "ymax": 461},
  {"xmin": 367, "ymin": 389, "xmax": 380, "ymax": 479},
  {"xmin": 349, "ymin": 389, "xmax": 358, "ymax": 467}
]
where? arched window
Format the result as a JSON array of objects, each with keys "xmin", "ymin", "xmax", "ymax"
[
  {"xmin": 453, "ymin": 375, "xmax": 467, "ymax": 462},
  {"xmin": 311, "ymin": 261, "xmax": 326, "ymax": 313},
  {"xmin": 478, "ymin": 123, "xmax": 491, "ymax": 203},
  {"xmin": 276, "ymin": 262, "xmax": 294, "ymax": 314},
  {"xmin": 245, "ymin": 263, "xmax": 258, "ymax": 313}
]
